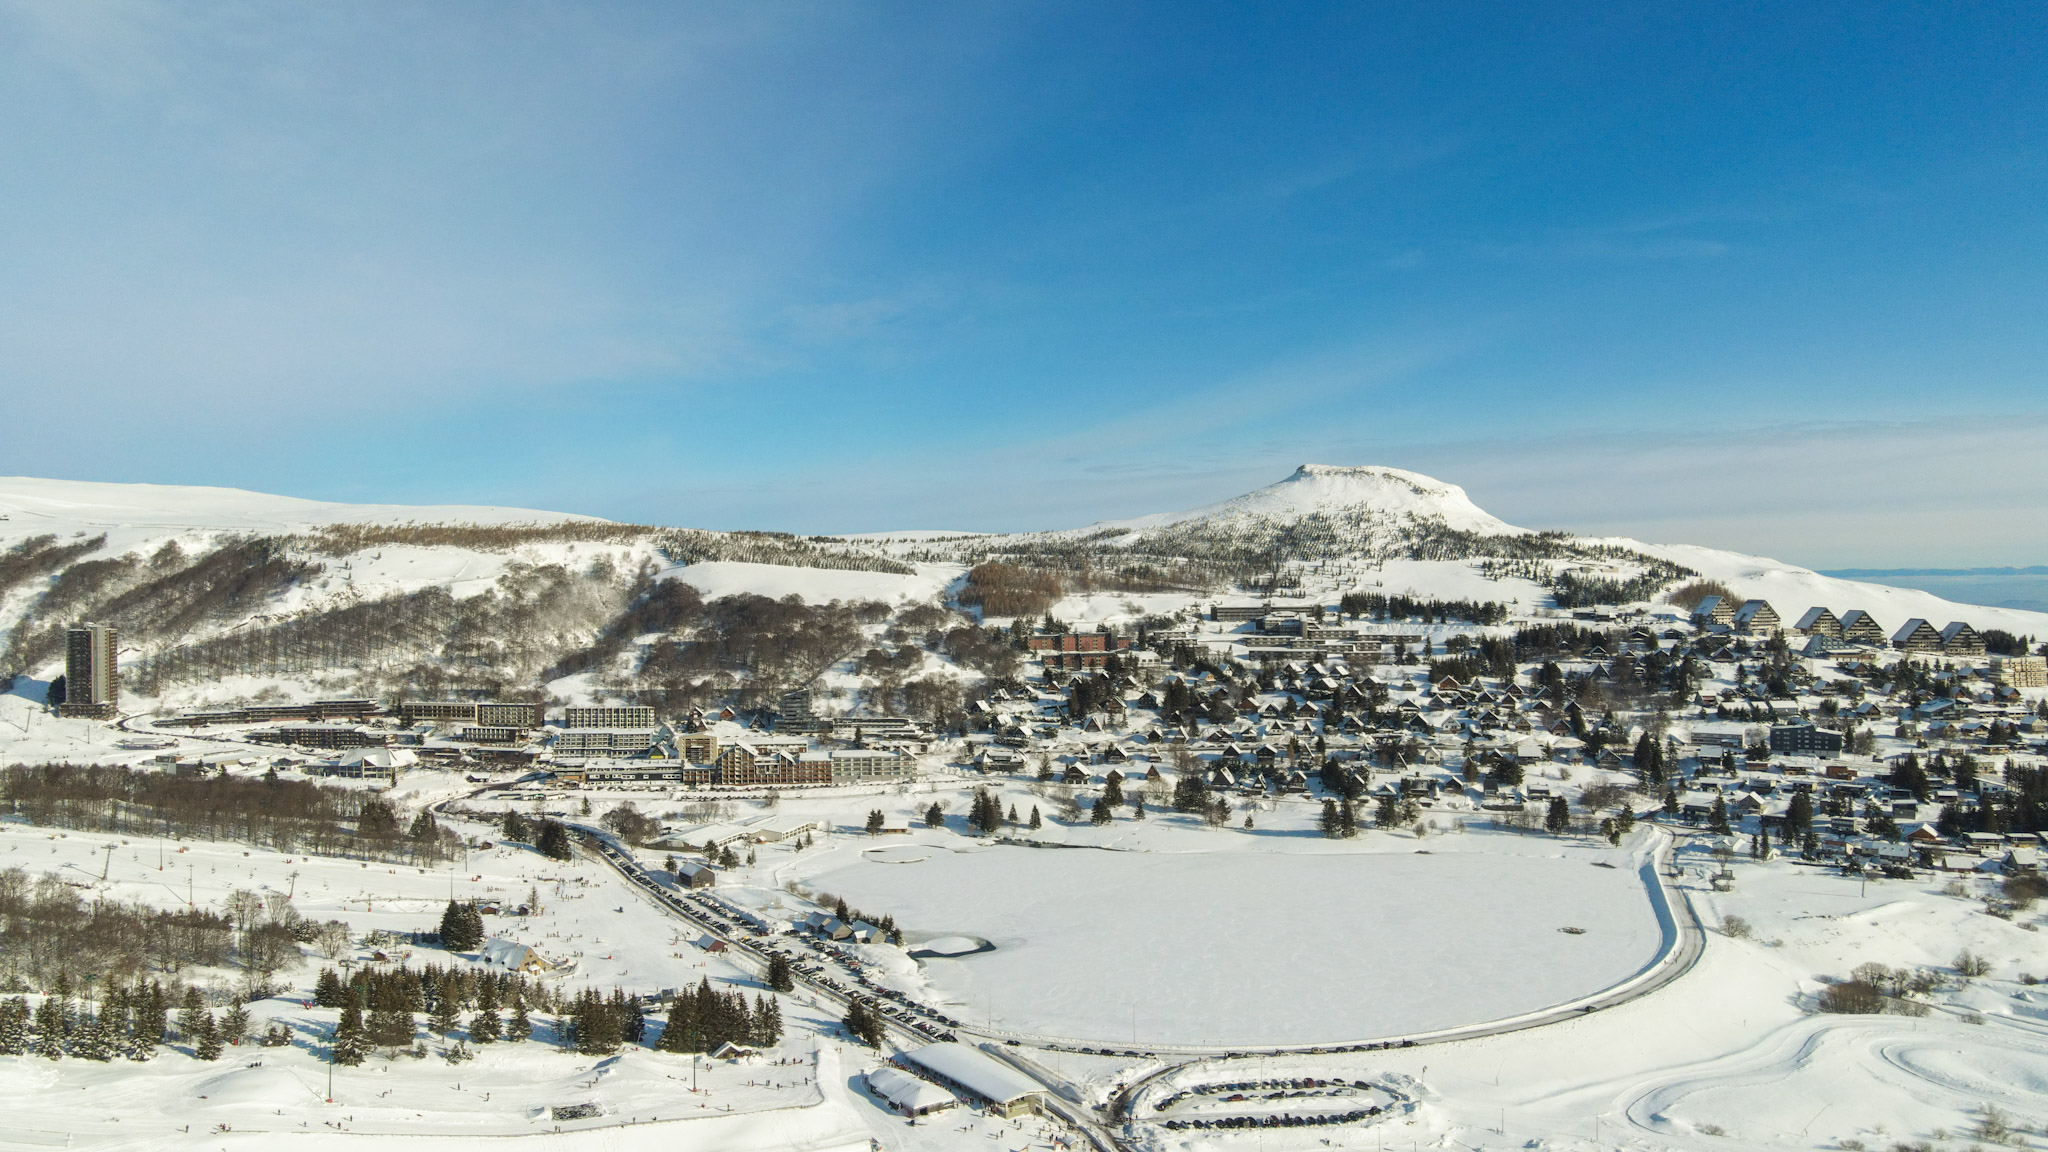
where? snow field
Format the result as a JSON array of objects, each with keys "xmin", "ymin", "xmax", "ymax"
[
  {"xmin": 0, "ymin": 816, "xmax": 872, "ymax": 1147},
  {"xmin": 795, "ymin": 833, "xmax": 1666, "ymax": 1046}
]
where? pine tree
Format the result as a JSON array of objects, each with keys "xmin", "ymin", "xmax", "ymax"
[
  {"xmin": 1786, "ymin": 791, "xmax": 1813, "ymax": 837},
  {"xmin": 438, "ymin": 900, "xmax": 484, "ymax": 952},
  {"xmin": 315, "ymin": 968, "xmax": 345, "ymax": 1008},
  {"xmin": 752, "ymin": 995, "xmax": 781, "ymax": 1046},
  {"xmin": 329, "ymin": 996, "xmax": 370, "ymax": 1062},
  {"xmin": 1338, "ymin": 797, "xmax": 1358, "ymax": 838},
  {"xmin": 1101, "ymin": 771, "xmax": 1124, "ymax": 807},
  {"xmin": 502, "ymin": 808, "xmax": 530, "ymax": 843},
  {"xmin": 1007, "ymin": 804, "xmax": 1019, "ymax": 825},
  {"xmin": 127, "ymin": 983, "xmax": 165, "ymax": 1060},
  {"xmin": 924, "ymin": 802, "xmax": 944, "ymax": 828},
  {"xmin": 536, "ymin": 821, "xmax": 573, "ymax": 861},
  {"xmin": 220, "ymin": 1001, "xmax": 250, "ymax": 1047},
  {"xmin": 1028, "ymin": 806, "xmax": 1042, "ymax": 830},
  {"xmin": 656, "ymin": 993, "xmax": 696, "ymax": 1053},
  {"xmin": 1320, "ymin": 800, "xmax": 1340, "ymax": 838},
  {"xmin": 866, "ymin": 809, "xmax": 885, "ymax": 836},
  {"xmin": 573, "ymin": 991, "xmax": 620, "ymax": 1054},
  {"xmin": 469, "ymin": 978, "xmax": 501, "ymax": 1044},
  {"xmin": 1710, "ymin": 794, "xmax": 1731, "ymax": 835},
  {"xmin": 843, "ymin": 998, "xmax": 883, "ymax": 1047},
  {"xmin": 505, "ymin": 992, "xmax": 532, "ymax": 1043},
  {"xmin": 1090, "ymin": 796, "xmax": 1113, "ymax": 825},
  {"xmin": 195, "ymin": 1012, "xmax": 223, "ymax": 1061},
  {"xmin": 408, "ymin": 810, "xmax": 440, "ymax": 847},
  {"xmin": 1545, "ymin": 797, "xmax": 1571, "ymax": 834},
  {"xmin": 1376, "ymin": 792, "xmax": 1400, "ymax": 828},
  {"xmin": 612, "ymin": 988, "xmax": 644, "ymax": 1046},
  {"xmin": 177, "ymin": 986, "xmax": 206, "ymax": 1045},
  {"xmin": 73, "ymin": 1009, "xmax": 114, "ymax": 1062},
  {"xmin": 430, "ymin": 975, "xmax": 463, "ymax": 1036},
  {"xmin": 31, "ymin": 996, "xmax": 64, "ymax": 1059},
  {"xmin": 0, "ymin": 997, "xmax": 28, "ymax": 1055},
  {"xmin": 367, "ymin": 986, "xmax": 414, "ymax": 1051},
  {"xmin": 767, "ymin": 953, "xmax": 794, "ymax": 993}
]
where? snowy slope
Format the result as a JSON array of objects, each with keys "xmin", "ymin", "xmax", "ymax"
[
  {"xmin": 1617, "ymin": 538, "xmax": 2048, "ymax": 638},
  {"xmin": 0, "ymin": 476, "xmax": 605, "ymax": 555}
]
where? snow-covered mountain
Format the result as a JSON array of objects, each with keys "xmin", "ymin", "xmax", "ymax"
[
  {"xmin": 1080, "ymin": 465, "xmax": 1522, "ymax": 539},
  {"xmin": 1, "ymin": 469, "xmax": 2042, "ymax": 712}
]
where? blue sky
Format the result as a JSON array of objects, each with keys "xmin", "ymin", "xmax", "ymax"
[{"xmin": 0, "ymin": 2, "xmax": 2042, "ymax": 566}]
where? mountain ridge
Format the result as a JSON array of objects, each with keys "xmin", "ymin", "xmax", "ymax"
[{"xmin": 2, "ymin": 469, "xmax": 2043, "ymax": 712}]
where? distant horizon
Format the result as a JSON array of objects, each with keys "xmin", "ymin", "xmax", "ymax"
[{"xmin": 4, "ymin": 469, "xmax": 2046, "ymax": 589}]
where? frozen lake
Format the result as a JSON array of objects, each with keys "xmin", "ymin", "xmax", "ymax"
[{"xmin": 812, "ymin": 838, "xmax": 1667, "ymax": 1045}]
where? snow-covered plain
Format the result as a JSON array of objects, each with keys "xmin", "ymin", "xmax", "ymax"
[{"xmin": 796, "ymin": 832, "xmax": 1665, "ymax": 1046}]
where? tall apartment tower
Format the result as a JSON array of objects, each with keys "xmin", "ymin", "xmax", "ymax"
[{"xmin": 59, "ymin": 622, "xmax": 119, "ymax": 719}]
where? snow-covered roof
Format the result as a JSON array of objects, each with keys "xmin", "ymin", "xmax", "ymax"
[
  {"xmin": 479, "ymin": 937, "xmax": 551, "ymax": 970},
  {"xmin": 337, "ymin": 747, "xmax": 419, "ymax": 770},
  {"xmin": 900, "ymin": 1044, "xmax": 1043, "ymax": 1106},
  {"xmin": 867, "ymin": 1066, "xmax": 956, "ymax": 1113}
]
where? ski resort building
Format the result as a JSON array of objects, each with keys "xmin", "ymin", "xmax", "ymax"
[
  {"xmin": 828, "ymin": 747, "xmax": 915, "ymax": 784},
  {"xmin": 1794, "ymin": 607, "xmax": 1843, "ymax": 639},
  {"xmin": 1690, "ymin": 596, "xmax": 1736, "ymax": 629},
  {"xmin": 1938, "ymin": 621, "xmax": 1985, "ymax": 657},
  {"xmin": 1839, "ymin": 610, "xmax": 1888, "ymax": 646},
  {"xmin": 1992, "ymin": 656, "xmax": 2047, "ymax": 688},
  {"xmin": 561, "ymin": 706, "xmax": 657, "ymax": 729},
  {"xmin": 58, "ymin": 622, "xmax": 119, "ymax": 719},
  {"xmin": 899, "ymin": 1043, "xmax": 1047, "ymax": 1117},
  {"xmin": 866, "ymin": 1066, "xmax": 958, "ymax": 1117},
  {"xmin": 1768, "ymin": 723, "xmax": 1845, "ymax": 756},
  {"xmin": 1731, "ymin": 600, "xmax": 1781, "ymax": 635},
  {"xmin": 400, "ymin": 700, "xmax": 543, "ymax": 728},
  {"xmin": 1892, "ymin": 619, "xmax": 1944, "ymax": 655},
  {"xmin": 550, "ymin": 727, "xmax": 664, "ymax": 756}
]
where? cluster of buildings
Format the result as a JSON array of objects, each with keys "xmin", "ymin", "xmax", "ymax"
[
  {"xmin": 965, "ymin": 597, "xmax": 2046, "ymax": 866},
  {"xmin": 1689, "ymin": 597, "xmax": 2021, "ymax": 667},
  {"xmin": 141, "ymin": 683, "xmax": 924, "ymax": 791}
]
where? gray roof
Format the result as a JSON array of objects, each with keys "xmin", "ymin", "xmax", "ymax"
[{"xmin": 1794, "ymin": 607, "xmax": 1837, "ymax": 630}]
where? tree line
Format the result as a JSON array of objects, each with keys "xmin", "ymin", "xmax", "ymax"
[{"xmin": 1, "ymin": 763, "xmax": 461, "ymax": 866}]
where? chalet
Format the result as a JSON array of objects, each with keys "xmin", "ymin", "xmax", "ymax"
[
  {"xmin": 480, "ymin": 937, "xmax": 554, "ymax": 974},
  {"xmin": 1793, "ymin": 607, "xmax": 1843, "ymax": 639},
  {"xmin": 1939, "ymin": 621, "xmax": 1985, "ymax": 658},
  {"xmin": 1891, "ymin": 619, "xmax": 1943, "ymax": 655},
  {"xmin": 1732, "ymin": 600, "xmax": 1782, "ymax": 635},
  {"xmin": 1691, "ymin": 596, "xmax": 1737, "ymax": 629},
  {"xmin": 1839, "ymin": 610, "xmax": 1888, "ymax": 646}
]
